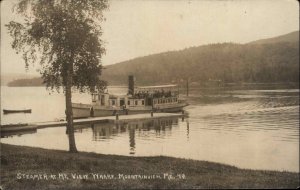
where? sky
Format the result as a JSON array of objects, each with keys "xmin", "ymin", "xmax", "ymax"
[{"xmin": 1, "ymin": 0, "xmax": 299, "ymax": 75}]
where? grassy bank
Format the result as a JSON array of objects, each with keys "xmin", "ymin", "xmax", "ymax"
[{"xmin": 1, "ymin": 143, "xmax": 299, "ymax": 189}]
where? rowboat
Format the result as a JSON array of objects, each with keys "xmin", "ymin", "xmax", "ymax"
[{"xmin": 3, "ymin": 109, "xmax": 32, "ymax": 114}]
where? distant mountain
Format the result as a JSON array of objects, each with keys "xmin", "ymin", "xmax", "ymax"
[
  {"xmin": 7, "ymin": 77, "xmax": 43, "ymax": 87},
  {"xmin": 248, "ymin": 31, "xmax": 299, "ymax": 44},
  {"xmin": 102, "ymin": 33, "xmax": 299, "ymax": 86},
  {"xmin": 1, "ymin": 73, "xmax": 39, "ymax": 86},
  {"xmin": 6, "ymin": 31, "xmax": 299, "ymax": 87}
]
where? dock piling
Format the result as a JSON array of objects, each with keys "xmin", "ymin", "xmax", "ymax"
[{"xmin": 116, "ymin": 113, "xmax": 119, "ymax": 120}]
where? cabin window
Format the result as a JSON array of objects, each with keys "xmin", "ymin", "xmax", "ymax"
[
  {"xmin": 112, "ymin": 100, "xmax": 115, "ymax": 105},
  {"xmin": 142, "ymin": 100, "xmax": 145, "ymax": 105},
  {"xmin": 128, "ymin": 100, "xmax": 130, "ymax": 105},
  {"xmin": 120, "ymin": 99, "xmax": 125, "ymax": 106},
  {"xmin": 92, "ymin": 94, "xmax": 96, "ymax": 102},
  {"xmin": 135, "ymin": 100, "xmax": 138, "ymax": 105},
  {"xmin": 101, "ymin": 95, "xmax": 105, "ymax": 105}
]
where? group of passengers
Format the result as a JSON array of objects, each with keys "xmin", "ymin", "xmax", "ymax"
[{"xmin": 133, "ymin": 90, "xmax": 173, "ymax": 98}]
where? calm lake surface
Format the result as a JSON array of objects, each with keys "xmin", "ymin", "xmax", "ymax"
[{"xmin": 1, "ymin": 86, "xmax": 299, "ymax": 172}]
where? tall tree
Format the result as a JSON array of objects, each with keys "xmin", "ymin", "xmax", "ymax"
[{"xmin": 6, "ymin": 0, "xmax": 108, "ymax": 152}]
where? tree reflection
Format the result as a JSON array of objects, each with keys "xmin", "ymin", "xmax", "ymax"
[{"xmin": 129, "ymin": 126, "xmax": 135, "ymax": 154}]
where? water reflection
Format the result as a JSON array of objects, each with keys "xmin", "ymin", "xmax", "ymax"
[
  {"xmin": 129, "ymin": 126, "xmax": 135, "ymax": 154},
  {"xmin": 90, "ymin": 123, "xmax": 119, "ymax": 140},
  {"xmin": 1, "ymin": 87, "xmax": 299, "ymax": 172},
  {"xmin": 1, "ymin": 129, "xmax": 37, "ymax": 138},
  {"xmin": 186, "ymin": 120, "xmax": 190, "ymax": 141},
  {"xmin": 79, "ymin": 117, "xmax": 180, "ymax": 155}
]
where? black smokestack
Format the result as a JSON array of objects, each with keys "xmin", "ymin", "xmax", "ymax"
[{"xmin": 128, "ymin": 75, "xmax": 134, "ymax": 95}]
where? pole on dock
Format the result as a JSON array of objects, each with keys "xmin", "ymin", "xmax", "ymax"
[
  {"xmin": 116, "ymin": 113, "xmax": 119, "ymax": 120},
  {"xmin": 186, "ymin": 78, "xmax": 189, "ymax": 97},
  {"xmin": 90, "ymin": 107, "xmax": 94, "ymax": 117},
  {"xmin": 151, "ymin": 111, "xmax": 153, "ymax": 117}
]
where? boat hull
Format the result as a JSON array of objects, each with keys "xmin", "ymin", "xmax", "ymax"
[{"xmin": 72, "ymin": 103, "xmax": 187, "ymax": 118}]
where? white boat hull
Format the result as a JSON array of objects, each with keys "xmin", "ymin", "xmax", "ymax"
[{"xmin": 72, "ymin": 102, "xmax": 187, "ymax": 118}]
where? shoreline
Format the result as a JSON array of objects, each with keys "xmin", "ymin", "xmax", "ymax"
[
  {"xmin": 1, "ymin": 143, "xmax": 299, "ymax": 189},
  {"xmin": 3, "ymin": 82, "xmax": 300, "ymax": 88}
]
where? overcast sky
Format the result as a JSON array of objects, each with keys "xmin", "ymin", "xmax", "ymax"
[{"xmin": 1, "ymin": 0, "xmax": 299, "ymax": 75}]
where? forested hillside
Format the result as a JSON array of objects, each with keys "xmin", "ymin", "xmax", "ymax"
[
  {"xmin": 102, "ymin": 41, "xmax": 299, "ymax": 86},
  {"xmin": 249, "ymin": 31, "xmax": 299, "ymax": 45},
  {"xmin": 7, "ymin": 31, "xmax": 299, "ymax": 87},
  {"xmin": 7, "ymin": 77, "xmax": 43, "ymax": 86},
  {"xmin": 1, "ymin": 73, "xmax": 38, "ymax": 86}
]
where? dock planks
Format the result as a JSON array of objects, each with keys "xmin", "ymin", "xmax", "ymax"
[{"xmin": 1, "ymin": 112, "xmax": 184, "ymax": 133}]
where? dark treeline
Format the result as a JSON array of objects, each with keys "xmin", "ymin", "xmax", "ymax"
[
  {"xmin": 8, "ymin": 32, "xmax": 299, "ymax": 87},
  {"xmin": 7, "ymin": 77, "xmax": 43, "ymax": 87},
  {"xmin": 102, "ymin": 41, "xmax": 299, "ymax": 86}
]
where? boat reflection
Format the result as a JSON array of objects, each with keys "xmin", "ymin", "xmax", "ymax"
[{"xmin": 77, "ymin": 117, "xmax": 180, "ymax": 155}]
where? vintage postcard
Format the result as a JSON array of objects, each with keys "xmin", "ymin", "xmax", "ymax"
[{"xmin": 1, "ymin": 0, "xmax": 299, "ymax": 189}]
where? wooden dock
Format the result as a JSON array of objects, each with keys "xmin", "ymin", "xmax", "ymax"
[{"xmin": 1, "ymin": 112, "xmax": 185, "ymax": 133}]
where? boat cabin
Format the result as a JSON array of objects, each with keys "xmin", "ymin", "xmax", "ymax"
[
  {"xmin": 134, "ymin": 85, "xmax": 179, "ymax": 109},
  {"xmin": 91, "ymin": 84, "xmax": 179, "ymax": 109}
]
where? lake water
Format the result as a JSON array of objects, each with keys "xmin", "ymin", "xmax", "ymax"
[{"xmin": 1, "ymin": 86, "xmax": 299, "ymax": 172}]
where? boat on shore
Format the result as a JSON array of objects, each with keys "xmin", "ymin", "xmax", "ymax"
[
  {"xmin": 72, "ymin": 76, "xmax": 188, "ymax": 118},
  {"xmin": 3, "ymin": 109, "xmax": 31, "ymax": 114}
]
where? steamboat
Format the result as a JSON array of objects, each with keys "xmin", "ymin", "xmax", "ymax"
[{"xmin": 72, "ymin": 76, "xmax": 188, "ymax": 118}]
